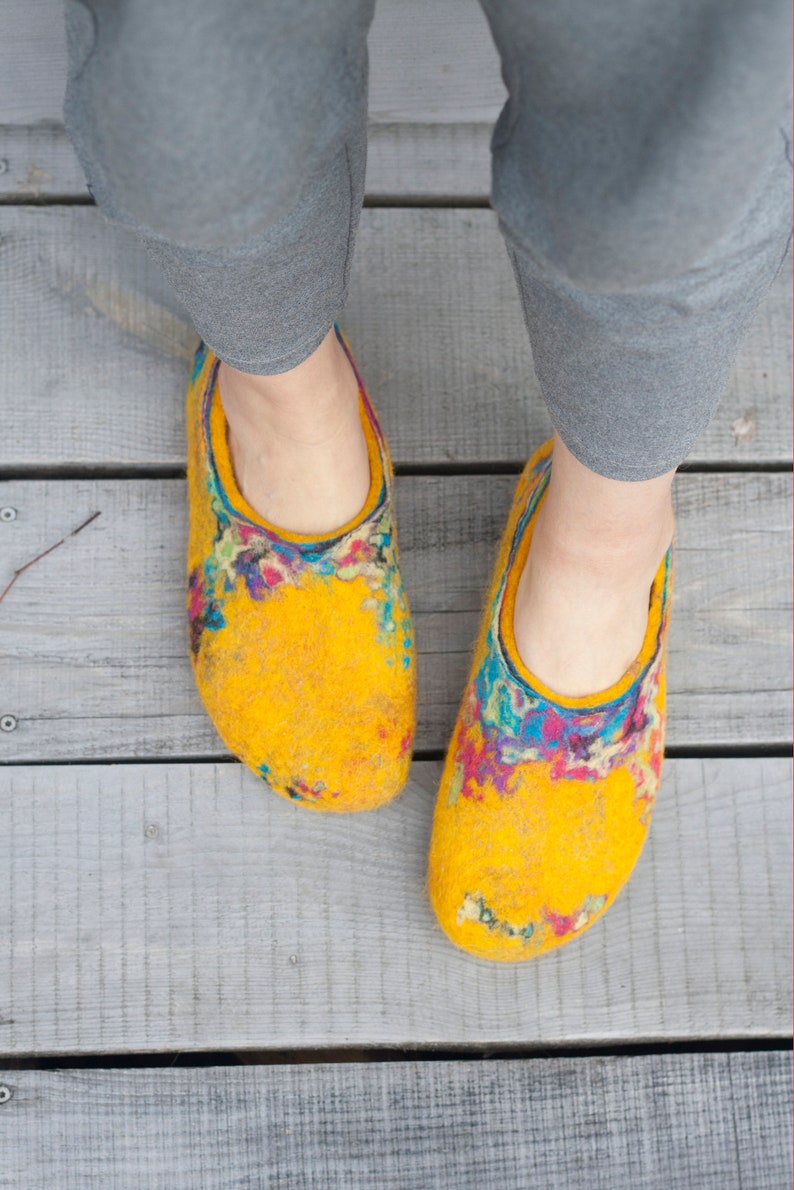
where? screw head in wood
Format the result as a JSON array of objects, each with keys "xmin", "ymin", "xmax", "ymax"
[
  {"xmin": 0, "ymin": 160, "xmax": 8, "ymax": 176},
  {"xmin": 0, "ymin": 715, "xmax": 17, "ymax": 732},
  {"xmin": 0, "ymin": 507, "xmax": 17, "ymax": 522},
  {"xmin": 0, "ymin": 1086, "xmax": 11, "ymax": 1104}
]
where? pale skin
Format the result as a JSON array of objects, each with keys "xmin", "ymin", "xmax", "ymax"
[{"xmin": 218, "ymin": 326, "xmax": 675, "ymax": 698}]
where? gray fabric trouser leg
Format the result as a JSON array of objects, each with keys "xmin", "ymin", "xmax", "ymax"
[
  {"xmin": 62, "ymin": 0, "xmax": 792, "ymax": 480},
  {"xmin": 63, "ymin": 0, "xmax": 375, "ymax": 377}
]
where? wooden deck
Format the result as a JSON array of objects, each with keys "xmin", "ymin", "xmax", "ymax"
[{"xmin": 1, "ymin": 1, "xmax": 791, "ymax": 1186}]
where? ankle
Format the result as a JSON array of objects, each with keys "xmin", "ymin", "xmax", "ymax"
[
  {"xmin": 529, "ymin": 498, "xmax": 673, "ymax": 593},
  {"xmin": 220, "ymin": 327, "xmax": 355, "ymax": 406},
  {"xmin": 510, "ymin": 439, "xmax": 675, "ymax": 697},
  {"xmin": 212, "ymin": 328, "xmax": 372, "ymax": 534},
  {"xmin": 218, "ymin": 329, "xmax": 361, "ymax": 449},
  {"xmin": 532, "ymin": 434, "xmax": 675, "ymax": 589}
]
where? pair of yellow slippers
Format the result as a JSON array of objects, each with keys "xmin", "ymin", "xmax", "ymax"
[{"xmin": 187, "ymin": 326, "xmax": 673, "ymax": 963}]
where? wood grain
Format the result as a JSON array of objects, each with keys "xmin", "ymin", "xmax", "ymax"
[
  {"xmin": 0, "ymin": 759, "xmax": 790, "ymax": 1054},
  {"xmin": 0, "ymin": 1054, "xmax": 790, "ymax": 1188},
  {"xmin": 0, "ymin": 207, "xmax": 790, "ymax": 468},
  {"xmin": 366, "ymin": 122, "xmax": 493, "ymax": 198},
  {"xmin": 0, "ymin": 474, "xmax": 790, "ymax": 761}
]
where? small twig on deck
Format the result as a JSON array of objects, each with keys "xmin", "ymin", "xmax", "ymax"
[{"xmin": 0, "ymin": 510, "xmax": 102, "ymax": 605}]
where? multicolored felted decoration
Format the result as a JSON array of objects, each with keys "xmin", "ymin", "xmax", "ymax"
[
  {"xmin": 427, "ymin": 439, "xmax": 673, "ymax": 960},
  {"xmin": 186, "ymin": 324, "xmax": 416, "ymax": 811}
]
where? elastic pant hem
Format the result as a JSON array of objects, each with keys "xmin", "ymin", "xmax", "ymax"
[
  {"xmin": 205, "ymin": 323, "xmax": 334, "ymax": 377},
  {"xmin": 547, "ymin": 408, "xmax": 716, "ymax": 482}
]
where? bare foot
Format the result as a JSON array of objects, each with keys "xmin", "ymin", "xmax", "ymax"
[
  {"xmin": 216, "ymin": 327, "xmax": 371, "ymax": 535},
  {"xmin": 513, "ymin": 433, "xmax": 675, "ymax": 698}
]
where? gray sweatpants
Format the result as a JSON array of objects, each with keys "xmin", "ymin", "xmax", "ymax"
[{"xmin": 62, "ymin": 0, "xmax": 792, "ymax": 480}]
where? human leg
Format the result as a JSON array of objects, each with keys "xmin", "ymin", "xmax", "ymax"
[
  {"xmin": 483, "ymin": 0, "xmax": 792, "ymax": 695},
  {"xmin": 218, "ymin": 331, "xmax": 370, "ymax": 534},
  {"xmin": 63, "ymin": 0, "xmax": 375, "ymax": 368},
  {"xmin": 428, "ymin": 0, "xmax": 791, "ymax": 958},
  {"xmin": 513, "ymin": 432, "xmax": 675, "ymax": 697},
  {"xmin": 62, "ymin": 0, "xmax": 417, "ymax": 807},
  {"xmin": 63, "ymin": 0, "xmax": 376, "ymax": 532}
]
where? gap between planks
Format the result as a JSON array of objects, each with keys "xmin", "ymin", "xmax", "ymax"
[
  {"xmin": 0, "ymin": 472, "xmax": 790, "ymax": 760},
  {"xmin": 0, "ymin": 206, "xmax": 789, "ymax": 468}
]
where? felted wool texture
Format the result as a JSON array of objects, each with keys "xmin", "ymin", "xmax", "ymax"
[
  {"xmin": 186, "ymin": 324, "xmax": 416, "ymax": 811},
  {"xmin": 427, "ymin": 439, "xmax": 673, "ymax": 961}
]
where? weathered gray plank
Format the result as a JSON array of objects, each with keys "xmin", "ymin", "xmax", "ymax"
[
  {"xmin": 0, "ymin": 474, "xmax": 789, "ymax": 760},
  {"xmin": 1, "ymin": 207, "xmax": 790, "ymax": 468},
  {"xmin": 0, "ymin": 0, "xmax": 503, "ymax": 200},
  {"xmin": 0, "ymin": 759, "xmax": 790, "ymax": 1053},
  {"xmin": 0, "ymin": 1054, "xmax": 790, "ymax": 1189},
  {"xmin": 366, "ymin": 122, "xmax": 493, "ymax": 198},
  {"xmin": 0, "ymin": 0, "xmax": 69, "ymax": 126},
  {"xmin": 0, "ymin": 126, "xmax": 88, "ymax": 200},
  {"xmin": 368, "ymin": 0, "xmax": 503, "ymax": 125}
]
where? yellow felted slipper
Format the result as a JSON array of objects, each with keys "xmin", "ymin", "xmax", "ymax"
[
  {"xmin": 427, "ymin": 439, "xmax": 673, "ymax": 960},
  {"xmin": 186, "ymin": 323, "xmax": 416, "ymax": 811}
]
